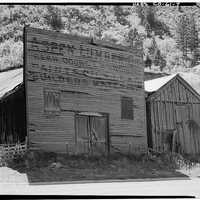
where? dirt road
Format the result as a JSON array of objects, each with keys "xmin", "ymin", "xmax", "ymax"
[{"xmin": 0, "ymin": 166, "xmax": 200, "ymax": 197}]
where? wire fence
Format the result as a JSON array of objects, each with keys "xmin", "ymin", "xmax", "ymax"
[{"xmin": 0, "ymin": 143, "xmax": 27, "ymax": 166}]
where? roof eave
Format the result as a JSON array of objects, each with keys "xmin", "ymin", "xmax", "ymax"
[
  {"xmin": 0, "ymin": 82, "xmax": 24, "ymax": 103},
  {"xmin": 146, "ymin": 74, "xmax": 179, "ymax": 102}
]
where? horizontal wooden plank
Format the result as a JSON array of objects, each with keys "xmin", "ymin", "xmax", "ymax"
[
  {"xmin": 25, "ymin": 27, "xmax": 146, "ymax": 154},
  {"xmin": 25, "ymin": 27, "xmax": 140, "ymax": 54}
]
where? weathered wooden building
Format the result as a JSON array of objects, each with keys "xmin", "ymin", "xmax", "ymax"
[
  {"xmin": 145, "ymin": 74, "xmax": 200, "ymax": 154},
  {"xmin": 0, "ymin": 68, "xmax": 26, "ymax": 144},
  {"xmin": 25, "ymin": 27, "xmax": 147, "ymax": 155}
]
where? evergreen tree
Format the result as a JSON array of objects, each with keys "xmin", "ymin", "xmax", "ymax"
[
  {"xmin": 45, "ymin": 5, "xmax": 64, "ymax": 31},
  {"xmin": 176, "ymin": 14, "xmax": 188, "ymax": 60},
  {"xmin": 176, "ymin": 13, "xmax": 199, "ymax": 67},
  {"xmin": 0, "ymin": 4, "xmax": 199, "ymax": 72},
  {"xmin": 134, "ymin": 4, "xmax": 170, "ymax": 37},
  {"xmin": 187, "ymin": 14, "xmax": 199, "ymax": 66},
  {"xmin": 113, "ymin": 6, "xmax": 130, "ymax": 26}
]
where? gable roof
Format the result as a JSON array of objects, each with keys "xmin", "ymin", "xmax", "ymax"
[
  {"xmin": 178, "ymin": 72, "xmax": 200, "ymax": 95},
  {"xmin": 0, "ymin": 68, "xmax": 23, "ymax": 101},
  {"xmin": 144, "ymin": 74, "xmax": 177, "ymax": 93},
  {"xmin": 145, "ymin": 73, "xmax": 200, "ymax": 101}
]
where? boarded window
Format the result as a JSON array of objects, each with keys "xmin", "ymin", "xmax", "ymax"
[
  {"xmin": 121, "ymin": 96, "xmax": 133, "ymax": 120},
  {"xmin": 44, "ymin": 90, "xmax": 60, "ymax": 112}
]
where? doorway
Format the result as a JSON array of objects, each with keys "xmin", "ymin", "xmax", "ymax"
[
  {"xmin": 75, "ymin": 112, "xmax": 109, "ymax": 155},
  {"xmin": 175, "ymin": 104, "xmax": 191, "ymax": 154}
]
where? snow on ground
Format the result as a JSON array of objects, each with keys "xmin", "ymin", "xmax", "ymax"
[
  {"xmin": 0, "ymin": 166, "xmax": 200, "ymax": 196},
  {"xmin": 0, "ymin": 167, "xmax": 28, "ymax": 183},
  {"xmin": 0, "ymin": 163, "xmax": 200, "ymax": 184},
  {"xmin": 177, "ymin": 163, "xmax": 200, "ymax": 178}
]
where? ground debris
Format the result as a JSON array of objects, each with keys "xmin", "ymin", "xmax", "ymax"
[
  {"xmin": 2, "ymin": 151, "xmax": 192, "ymax": 183},
  {"xmin": 48, "ymin": 162, "xmax": 63, "ymax": 169}
]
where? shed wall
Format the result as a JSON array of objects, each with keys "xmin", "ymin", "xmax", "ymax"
[
  {"xmin": 0, "ymin": 86, "xmax": 26, "ymax": 144},
  {"xmin": 147, "ymin": 77, "xmax": 200, "ymax": 154}
]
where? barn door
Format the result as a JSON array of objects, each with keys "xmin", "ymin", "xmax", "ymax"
[
  {"xmin": 175, "ymin": 105, "xmax": 191, "ymax": 154},
  {"xmin": 75, "ymin": 114, "xmax": 108, "ymax": 155}
]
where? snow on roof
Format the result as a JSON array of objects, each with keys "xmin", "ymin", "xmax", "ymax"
[
  {"xmin": 144, "ymin": 71, "xmax": 200, "ymax": 95},
  {"xmin": 0, "ymin": 68, "xmax": 23, "ymax": 99},
  {"xmin": 144, "ymin": 74, "xmax": 177, "ymax": 93},
  {"xmin": 179, "ymin": 72, "xmax": 200, "ymax": 95},
  {"xmin": 1, "ymin": 67, "xmax": 199, "ymax": 100}
]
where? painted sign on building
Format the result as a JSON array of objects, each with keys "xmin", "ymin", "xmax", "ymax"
[{"xmin": 25, "ymin": 27, "xmax": 147, "ymax": 154}]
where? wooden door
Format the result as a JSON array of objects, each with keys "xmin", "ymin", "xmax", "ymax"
[
  {"xmin": 75, "ymin": 114, "xmax": 108, "ymax": 155},
  {"xmin": 162, "ymin": 130, "xmax": 173, "ymax": 152},
  {"xmin": 75, "ymin": 115, "xmax": 89, "ymax": 154},
  {"xmin": 175, "ymin": 105, "xmax": 191, "ymax": 154}
]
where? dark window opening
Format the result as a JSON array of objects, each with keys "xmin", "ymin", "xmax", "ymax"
[
  {"xmin": 121, "ymin": 96, "xmax": 133, "ymax": 120},
  {"xmin": 44, "ymin": 89, "xmax": 61, "ymax": 112}
]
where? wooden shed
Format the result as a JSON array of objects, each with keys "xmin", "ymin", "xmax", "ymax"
[
  {"xmin": 0, "ymin": 68, "xmax": 26, "ymax": 144},
  {"xmin": 24, "ymin": 27, "xmax": 147, "ymax": 155},
  {"xmin": 145, "ymin": 74, "xmax": 200, "ymax": 154}
]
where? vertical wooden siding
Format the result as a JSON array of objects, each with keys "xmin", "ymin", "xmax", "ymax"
[
  {"xmin": 0, "ymin": 86, "xmax": 26, "ymax": 144},
  {"xmin": 147, "ymin": 77, "xmax": 200, "ymax": 154}
]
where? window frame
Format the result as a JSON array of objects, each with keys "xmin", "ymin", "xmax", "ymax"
[
  {"xmin": 121, "ymin": 96, "xmax": 134, "ymax": 120},
  {"xmin": 43, "ymin": 89, "xmax": 61, "ymax": 113}
]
